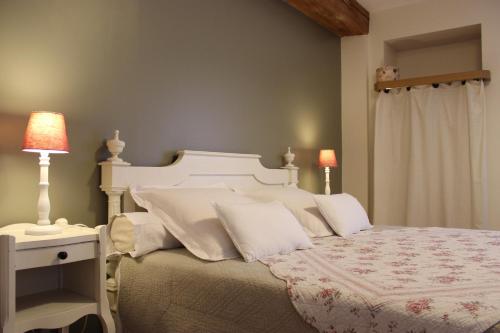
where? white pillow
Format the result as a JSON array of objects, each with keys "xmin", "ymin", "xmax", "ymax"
[
  {"xmin": 313, "ymin": 193, "xmax": 372, "ymax": 237},
  {"xmin": 130, "ymin": 187, "xmax": 254, "ymax": 261},
  {"xmin": 213, "ymin": 201, "xmax": 313, "ymax": 262},
  {"xmin": 107, "ymin": 212, "xmax": 181, "ymax": 258},
  {"xmin": 244, "ymin": 187, "xmax": 333, "ymax": 238}
]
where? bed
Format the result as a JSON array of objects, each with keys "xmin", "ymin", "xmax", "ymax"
[{"xmin": 99, "ymin": 133, "xmax": 500, "ymax": 333}]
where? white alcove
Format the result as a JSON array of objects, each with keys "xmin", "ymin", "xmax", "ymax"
[{"xmin": 384, "ymin": 24, "xmax": 482, "ymax": 79}]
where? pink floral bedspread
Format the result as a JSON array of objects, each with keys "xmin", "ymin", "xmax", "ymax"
[{"xmin": 260, "ymin": 227, "xmax": 500, "ymax": 333}]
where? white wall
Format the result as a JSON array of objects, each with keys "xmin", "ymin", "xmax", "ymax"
[
  {"xmin": 341, "ymin": 36, "xmax": 370, "ymax": 210},
  {"xmin": 341, "ymin": 0, "xmax": 500, "ymax": 228},
  {"xmin": 395, "ymin": 39, "xmax": 482, "ymax": 78}
]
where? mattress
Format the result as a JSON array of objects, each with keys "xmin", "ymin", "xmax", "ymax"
[
  {"xmin": 118, "ymin": 248, "xmax": 316, "ymax": 333},
  {"xmin": 117, "ymin": 230, "xmax": 500, "ymax": 333}
]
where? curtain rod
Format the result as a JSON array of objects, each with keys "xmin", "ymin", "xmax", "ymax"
[{"xmin": 375, "ymin": 70, "xmax": 491, "ymax": 92}]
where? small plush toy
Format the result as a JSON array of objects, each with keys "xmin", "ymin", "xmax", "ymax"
[{"xmin": 376, "ymin": 65, "xmax": 400, "ymax": 82}]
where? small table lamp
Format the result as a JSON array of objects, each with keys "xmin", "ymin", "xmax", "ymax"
[
  {"xmin": 22, "ymin": 111, "xmax": 69, "ymax": 235},
  {"xmin": 319, "ymin": 149, "xmax": 337, "ymax": 195}
]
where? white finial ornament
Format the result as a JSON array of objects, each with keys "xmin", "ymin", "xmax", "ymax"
[
  {"xmin": 284, "ymin": 146, "xmax": 295, "ymax": 167},
  {"xmin": 107, "ymin": 130, "xmax": 126, "ymax": 162}
]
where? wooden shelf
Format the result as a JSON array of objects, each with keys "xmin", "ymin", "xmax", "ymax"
[
  {"xmin": 16, "ymin": 289, "xmax": 97, "ymax": 332},
  {"xmin": 375, "ymin": 70, "xmax": 491, "ymax": 91}
]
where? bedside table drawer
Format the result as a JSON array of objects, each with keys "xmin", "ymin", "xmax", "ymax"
[{"xmin": 15, "ymin": 242, "xmax": 97, "ymax": 270}]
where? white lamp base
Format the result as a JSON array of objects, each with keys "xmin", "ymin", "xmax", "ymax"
[
  {"xmin": 324, "ymin": 167, "xmax": 332, "ymax": 195},
  {"xmin": 25, "ymin": 224, "xmax": 62, "ymax": 236}
]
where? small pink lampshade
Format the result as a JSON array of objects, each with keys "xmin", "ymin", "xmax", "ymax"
[
  {"xmin": 319, "ymin": 149, "xmax": 337, "ymax": 168},
  {"xmin": 22, "ymin": 111, "xmax": 69, "ymax": 154}
]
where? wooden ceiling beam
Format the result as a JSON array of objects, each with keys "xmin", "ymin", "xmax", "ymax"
[{"xmin": 286, "ymin": 0, "xmax": 369, "ymax": 37}]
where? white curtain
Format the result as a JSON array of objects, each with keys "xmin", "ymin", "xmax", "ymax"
[{"xmin": 374, "ymin": 81, "xmax": 487, "ymax": 229}]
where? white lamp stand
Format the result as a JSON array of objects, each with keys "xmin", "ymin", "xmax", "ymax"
[
  {"xmin": 25, "ymin": 151, "xmax": 62, "ymax": 235},
  {"xmin": 324, "ymin": 166, "xmax": 332, "ymax": 195}
]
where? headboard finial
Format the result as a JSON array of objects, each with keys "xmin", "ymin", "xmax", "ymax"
[
  {"xmin": 106, "ymin": 129, "xmax": 127, "ymax": 164},
  {"xmin": 281, "ymin": 147, "xmax": 299, "ymax": 186},
  {"xmin": 283, "ymin": 146, "xmax": 296, "ymax": 167}
]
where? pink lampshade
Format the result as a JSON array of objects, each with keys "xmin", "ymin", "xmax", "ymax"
[
  {"xmin": 319, "ymin": 149, "xmax": 337, "ymax": 168},
  {"xmin": 22, "ymin": 111, "xmax": 69, "ymax": 154}
]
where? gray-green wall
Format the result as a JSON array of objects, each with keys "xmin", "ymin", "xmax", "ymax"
[{"xmin": 0, "ymin": 0, "xmax": 341, "ymax": 227}]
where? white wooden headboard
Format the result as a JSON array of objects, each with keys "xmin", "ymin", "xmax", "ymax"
[
  {"xmin": 99, "ymin": 131, "xmax": 299, "ymax": 223},
  {"xmin": 99, "ymin": 131, "xmax": 299, "ymax": 313}
]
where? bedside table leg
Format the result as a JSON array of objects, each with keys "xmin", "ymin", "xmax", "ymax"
[
  {"xmin": 99, "ymin": 311, "xmax": 116, "ymax": 333},
  {"xmin": 96, "ymin": 226, "xmax": 116, "ymax": 333},
  {"xmin": 59, "ymin": 326, "xmax": 69, "ymax": 333}
]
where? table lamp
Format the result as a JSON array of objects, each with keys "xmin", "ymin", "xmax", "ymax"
[
  {"xmin": 22, "ymin": 111, "xmax": 69, "ymax": 235},
  {"xmin": 319, "ymin": 149, "xmax": 337, "ymax": 195}
]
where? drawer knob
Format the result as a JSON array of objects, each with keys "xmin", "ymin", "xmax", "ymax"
[{"xmin": 58, "ymin": 251, "xmax": 68, "ymax": 260}]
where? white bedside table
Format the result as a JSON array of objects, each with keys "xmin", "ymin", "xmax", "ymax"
[{"xmin": 0, "ymin": 224, "xmax": 115, "ymax": 333}]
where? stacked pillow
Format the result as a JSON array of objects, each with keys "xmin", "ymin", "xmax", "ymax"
[
  {"xmin": 313, "ymin": 193, "xmax": 372, "ymax": 237},
  {"xmin": 107, "ymin": 212, "xmax": 181, "ymax": 258},
  {"xmin": 214, "ymin": 200, "xmax": 313, "ymax": 262},
  {"xmin": 113, "ymin": 186, "xmax": 371, "ymax": 261},
  {"xmin": 244, "ymin": 187, "xmax": 371, "ymax": 237},
  {"xmin": 244, "ymin": 187, "xmax": 334, "ymax": 237},
  {"xmin": 130, "ymin": 187, "xmax": 253, "ymax": 260}
]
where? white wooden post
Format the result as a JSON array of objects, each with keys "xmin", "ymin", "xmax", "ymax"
[
  {"xmin": 99, "ymin": 130, "xmax": 130, "ymax": 222},
  {"xmin": 99, "ymin": 131, "xmax": 130, "ymax": 321},
  {"xmin": 105, "ymin": 191, "xmax": 124, "ymax": 225},
  {"xmin": 282, "ymin": 147, "xmax": 299, "ymax": 186},
  {"xmin": 95, "ymin": 226, "xmax": 116, "ymax": 333}
]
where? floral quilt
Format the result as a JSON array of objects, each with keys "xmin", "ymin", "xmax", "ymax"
[{"xmin": 260, "ymin": 227, "xmax": 500, "ymax": 333}]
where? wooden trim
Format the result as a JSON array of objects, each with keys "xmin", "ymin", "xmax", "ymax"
[
  {"xmin": 286, "ymin": 0, "xmax": 369, "ymax": 37},
  {"xmin": 375, "ymin": 70, "xmax": 491, "ymax": 91}
]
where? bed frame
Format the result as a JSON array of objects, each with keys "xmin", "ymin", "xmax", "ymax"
[
  {"xmin": 100, "ymin": 131, "xmax": 299, "ymax": 223},
  {"xmin": 98, "ymin": 130, "xmax": 299, "ymax": 319}
]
